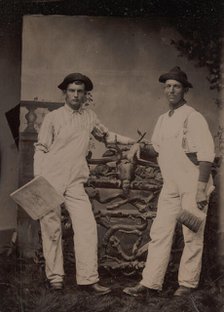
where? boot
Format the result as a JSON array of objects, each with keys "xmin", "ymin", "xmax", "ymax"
[
  {"xmin": 173, "ymin": 286, "xmax": 195, "ymax": 297},
  {"xmin": 123, "ymin": 284, "xmax": 148, "ymax": 297},
  {"xmin": 47, "ymin": 280, "xmax": 64, "ymax": 291},
  {"xmin": 79, "ymin": 282, "xmax": 111, "ymax": 295}
]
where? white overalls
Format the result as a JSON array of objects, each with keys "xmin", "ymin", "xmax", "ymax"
[
  {"xmin": 141, "ymin": 104, "xmax": 215, "ymax": 290},
  {"xmin": 34, "ymin": 105, "xmax": 99, "ymax": 285},
  {"xmin": 34, "ymin": 104, "xmax": 133, "ymax": 285}
]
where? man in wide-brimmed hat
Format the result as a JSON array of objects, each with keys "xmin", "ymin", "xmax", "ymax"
[
  {"xmin": 34, "ymin": 73, "xmax": 135, "ymax": 293},
  {"xmin": 124, "ymin": 66, "xmax": 215, "ymax": 297}
]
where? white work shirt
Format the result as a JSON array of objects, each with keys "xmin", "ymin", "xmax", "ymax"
[
  {"xmin": 151, "ymin": 104, "xmax": 215, "ymax": 162},
  {"xmin": 34, "ymin": 103, "xmax": 133, "ymax": 191},
  {"xmin": 34, "ymin": 104, "xmax": 108, "ymax": 154}
]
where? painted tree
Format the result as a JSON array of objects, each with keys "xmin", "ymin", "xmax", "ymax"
[{"xmin": 168, "ymin": 9, "xmax": 224, "ymax": 286}]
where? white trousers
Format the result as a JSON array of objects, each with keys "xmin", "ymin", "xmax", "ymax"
[
  {"xmin": 40, "ymin": 183, "xmax": 99, "ymax": 285},
  {"xmin": 141, "ymin": 181, "xmax": 207, "ymax": 290}
]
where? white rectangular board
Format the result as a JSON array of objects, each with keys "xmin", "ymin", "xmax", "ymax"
[{"xmin": 10, "ymin": 176, "xmax": 64, "ymax": 220}]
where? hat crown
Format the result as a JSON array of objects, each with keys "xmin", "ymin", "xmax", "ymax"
[
  {"xmin": 169, "ymin": 66, "xmax": 187, "ymax": 79},
  {"xmin": 170, "ymin": 66, "xmax": 181, "ymax": 72},
  {"xmin": 58, "ymin": 72, "xmax": 93, "ymax": 91},
  {"xmin": 159, "ymin": 66, "xmax": 192, "ymax": 88}
]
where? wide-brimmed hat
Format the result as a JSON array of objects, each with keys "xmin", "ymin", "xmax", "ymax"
[
  {"xmin": 58, "ymin": 73, "xmax": 93, "ymax": 91},
  {"xmin": 159, "ymin": 66, "xmax": 193, "ymax": 88}
]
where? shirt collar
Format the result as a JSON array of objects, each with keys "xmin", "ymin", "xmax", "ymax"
[
  {"xmin": 168, "ymin": 99, "xmax": 187, "ymax": 117},
  {"xmin": 64, "ymin": 102, "xmax": 86, "ymax": 114}
]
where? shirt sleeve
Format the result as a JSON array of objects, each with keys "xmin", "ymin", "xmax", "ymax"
[
  {"xmin": 33, "ymin": 113, "xmax": 54, "ymax": 176},
  {"xmin": 188, "ymin": 111, "xmax": 215, "ymax": 162},
  {"xmin": 91, "ymin": 115, "xmax": 109, "ymax": 142},
  {"xmin": 151, "ymin": 115, "xmax": 163, "ymax": 153},
  {"xmin": 92, "ymin": 115, "xmax": 135, "ymax": 144}
]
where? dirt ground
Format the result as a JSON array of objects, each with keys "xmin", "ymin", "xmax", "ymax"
[{"xmin": 0, "ymin": 250, "xmax": 223, "ymax": 312}]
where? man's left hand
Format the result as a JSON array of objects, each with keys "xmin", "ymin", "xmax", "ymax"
[{"xmin": 196, "ymin": 189, "xmax": 207, "ymax": 210}]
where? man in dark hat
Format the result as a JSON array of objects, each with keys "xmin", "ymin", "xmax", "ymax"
[
  {"xmin": 34, "ymin": 73, "xmax": 135, "ymax": 293},
  {"xmin": 124, "ymin": 67, "xmax": 215, "ymax": 297}
]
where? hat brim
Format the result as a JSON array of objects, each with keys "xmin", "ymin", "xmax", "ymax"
[
  {"xmin": 159, "ymin": 73, "xmax": 193, "ymax": 88},
  {"xmin": 58, "ymin": 76, "xmax": 93, "ymax": 91}
]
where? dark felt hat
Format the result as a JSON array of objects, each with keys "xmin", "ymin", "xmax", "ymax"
[
  {"xmin": 159, "ymin": 66, "xmax": 193, "ymax": 88},
  {"xmin": 58, "ymin": 73, "xmax": 93, "ymax": 91}
]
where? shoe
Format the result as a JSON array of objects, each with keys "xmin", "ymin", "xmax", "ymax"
[
  {"xmin": 123, "ymin": 284, "xmax": 148, "ymax": 297},
  {"xmin": 173, "ymin": 286, "xmax": 195, "ymax": 297},
  {"xmin": 48, "ymin": 281, "xmax": 64, "ymax": 291},
  {"xmin": 79, "ymin": 282, "xmax": 111, "ymax": 295}
]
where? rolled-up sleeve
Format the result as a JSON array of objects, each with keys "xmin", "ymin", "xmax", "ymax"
[
  {"xmin": 188, "ymin": 112, "xmax": 215, "ymax": 162},
  {"xmin": 92, "ymin": 116, "xmax": 109, "ymax": 142},
  {"xmin": 33, "ymin": 113, "xmax": 54, "ymax": 176},
  {"xmin": 92, "ymin": 116, "xmax": 135, "ymax": 145}
]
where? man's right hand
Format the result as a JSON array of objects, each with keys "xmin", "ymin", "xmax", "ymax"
[{"xmin": 126, "ymin": 143, "xmax": 140, "ymax": 163}]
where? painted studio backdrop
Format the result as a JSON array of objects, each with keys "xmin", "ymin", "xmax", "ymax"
[
  {"xmin": 21, "ymin": 16, "xmax": 218, "ymax": 140},
  {"xmin": 19, "ymin": 15, "xmax": 219, "ymax": 269}
]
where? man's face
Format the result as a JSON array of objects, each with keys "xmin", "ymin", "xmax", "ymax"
[
  {"xmin": 164, "ymin": 79, "xmax": 186, "ymax": 106},
  {"xmin": 64, "ymin": 82, "xmax": 86, "ymax": 110}
]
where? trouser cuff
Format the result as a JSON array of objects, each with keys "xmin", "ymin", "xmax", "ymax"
[
  {"xmin": 140, "ymin": 280, "xmax": 162, "ymax": 291},
  {"xmin": 178, "ymin": 282, "xmax": 198, "ymax": 289}
]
